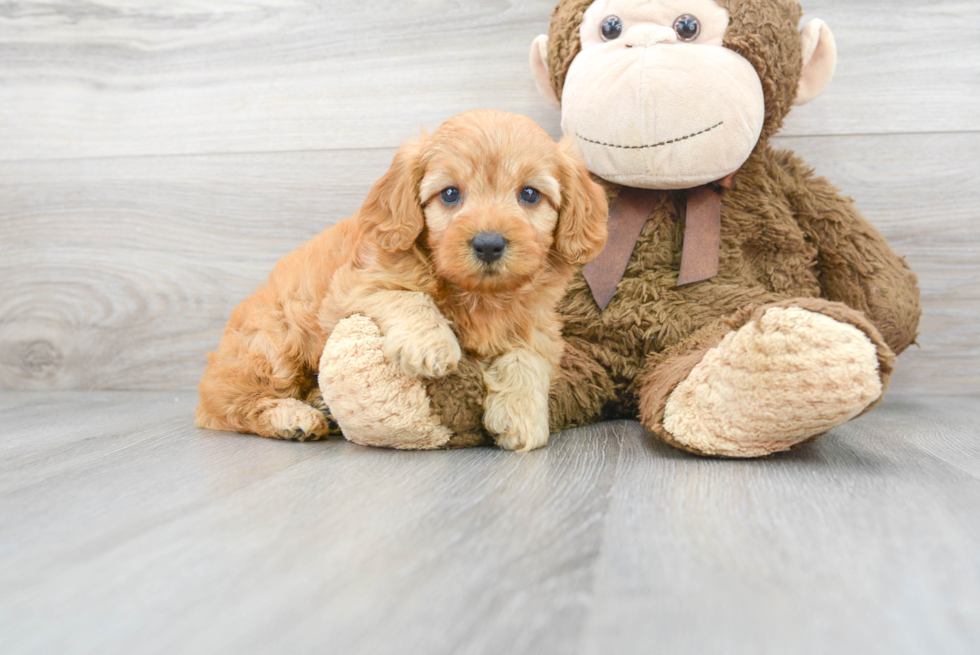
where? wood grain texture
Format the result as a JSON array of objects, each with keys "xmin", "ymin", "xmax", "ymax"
[
  {"xmin": 579, "ymin": 397, "xmax": 980, "ymax": 655},
  {"xmin": 0, "ymin": 0, "xmax": 977, "ymax": 162},
  {"xmin": 2, "ymin": 133, "xmax": 977, "ymax": 393},
  {"xmin": 0, "ymin": 0, "xmax": 977, "ymax": 394},
  {"xmin": 2, "ymin": 4, "xmax": 977, "ymax": 653},
  {"xmin": 0, "ymin": 391, "xmax": 622, "ymax": 655},
  {"xmin": 1, "ymin": 392, "xmax": 978, "ymax": 654},
  {"xmin": 0, "ymin": 147, "xmax": 390, "ymax": 390}
]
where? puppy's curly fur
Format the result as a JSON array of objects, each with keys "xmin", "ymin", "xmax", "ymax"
[{"xmin": 196, "ymin": 110, "xmax": 608, "ymax": 450}]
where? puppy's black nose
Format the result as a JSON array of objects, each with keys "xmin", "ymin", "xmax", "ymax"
[{"xmin": 471, "ymin": 232, "xmax": 508, "ymax": 264}]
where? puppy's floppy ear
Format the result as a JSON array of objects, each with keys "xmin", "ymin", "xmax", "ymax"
[
  {"xmin": 554, "ymin": 137, "xmax": 609, "ymax": 265},
  {"xmin": 359, "ymin": 137, "xmax": 426, "ymax": 251}
]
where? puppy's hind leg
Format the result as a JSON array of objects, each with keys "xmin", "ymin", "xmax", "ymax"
[
  {"xmin": 196, "ymin": 337, "xmax": 336, "ymax": 442},
  {"xmin": 195, "ymin": 385, "xmax": 340, "ymax": 441}
]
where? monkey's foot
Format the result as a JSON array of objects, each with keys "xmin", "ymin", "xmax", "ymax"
[
  {"xmin": 319, "ymin": 315, "xmax": 453, "ymax": 450},
  {"xmin": 662, "ymin": 307, "xmax": 884, "ymax": 458}
]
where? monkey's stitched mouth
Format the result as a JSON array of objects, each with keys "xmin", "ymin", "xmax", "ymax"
[{"xmin": 576, "ymin": 121, "xmax": 724, "ymax": 150}]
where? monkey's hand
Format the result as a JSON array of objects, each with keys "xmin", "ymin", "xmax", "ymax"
[{"xmin": 319, "ymin": 315, "xmax": 454, "ymax": 450}]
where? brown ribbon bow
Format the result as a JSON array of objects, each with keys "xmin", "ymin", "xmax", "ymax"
[{"xmin": 582, "ymin": 172, "xmax": 738, "ymax": 311}]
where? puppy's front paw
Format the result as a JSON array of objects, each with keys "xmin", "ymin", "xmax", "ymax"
[
  {"xmin": 484, "ymin": 393, "xmax": 550, "ymax": 453},
  {"xmin": 384, "ymin": 321, "xmax": 462, "ymax": 379}
]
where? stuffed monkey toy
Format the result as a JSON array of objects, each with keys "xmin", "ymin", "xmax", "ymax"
[{"xmin": 320, "ymin": 0, "xmax": 920, "ymax": 457}]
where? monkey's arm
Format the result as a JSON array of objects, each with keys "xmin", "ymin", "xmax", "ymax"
[
  {"xmin": 782, "ymin": 157, "xmax": 921, "ymax": 355},
  {"xmin": 320, "ymin": 320, "xmax": 615, "ymax": 451},
  {"xmin": 426, "ymin": 333, "xmax": 614, "ymax": 443}
]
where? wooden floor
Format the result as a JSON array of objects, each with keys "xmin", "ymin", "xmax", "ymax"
[
  {"xmin": 2, "ymin": 392, "xmax": 978, "ymax": 654},
  {"xmin": 1, "ymin": 2, "xmax": 978, "ymax": 653}
]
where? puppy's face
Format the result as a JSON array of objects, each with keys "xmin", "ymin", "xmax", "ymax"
[
  {"xmin": 419, "ymin": 120, "xmax": 564, "ymax": 292},
  {"xmin": 359, "ymin": 111, "xmax": 608, "ymax": 290}
]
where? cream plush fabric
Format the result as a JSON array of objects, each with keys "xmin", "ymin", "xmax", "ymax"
[
  {"xmin": 319, "ymin": 315, "xmax": 451, "ymax": 450},
  {"xmin": 663, "ymin": 307, "xmax": 883, "ymax": 457},
  {"xmin": 552, "ymin": 0, "xmax": 766, "ymax": 189}
]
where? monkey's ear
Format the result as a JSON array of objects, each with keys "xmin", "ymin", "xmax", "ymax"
[
  {"xmin": 530, "ymin": 35, "xmax": 561, "ymax": 109},
  {"xmin": 795, "ymin": 19, "xmax": 837, "ymax": 106},
  {"xmin": 359, "ymin": 139, "xmax": 426, "ymax": 252},
  {"xmin": 554, "ymin": 138, "xmax": 609, "ymax": 265}
]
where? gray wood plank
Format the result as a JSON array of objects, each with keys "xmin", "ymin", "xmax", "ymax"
[
  {"xmin": 0, "ymin": 147, "xmax": 393, "ymax": 391},
  {"xmin": 0, "ymin": 0, "xmax": 976, "ymax": 162},
  {"xmin": 1, "ymin": 392, "xmax": 978, "ymax": 654},
  {"xmin": 780, "ymin": 0, "xmax": 980, "ymax": 139},
  {"xmin": 579, "ymin": 396, "xmax": 980, "ymax": 655},
  {"xmin": 0, "ymin": 391, "xmax": 621, "ymax": 655},
  {"xmin": 2, "ymin": 133, "xmax": 976, "ymax": 394}
]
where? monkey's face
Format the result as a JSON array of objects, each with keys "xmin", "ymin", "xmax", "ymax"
[{"xmin": 558, "ymin": 0, "xmax": 765, "ymax": 189}]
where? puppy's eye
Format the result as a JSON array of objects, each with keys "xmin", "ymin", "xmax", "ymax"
[
  {"xmin": 519, "ymin": 187, "xmax": 542, "ymax": 205},
  {"xmin": 673, "ymin": 14, "xmax": 700, "ymax": 41},
  {"xmin": 601, "ymin": 16, "xmax": 623, "ymax": 41},
  {"xmin": 440, "ymin": 187, "xmax": 462, "ymax": 205}
]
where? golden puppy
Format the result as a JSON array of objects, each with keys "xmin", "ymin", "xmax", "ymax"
[{"xmin": 196, "ymin": 110, "xmax": 608, "ymax": 451}]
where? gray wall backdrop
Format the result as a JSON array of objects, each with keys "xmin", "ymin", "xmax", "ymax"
[{"xmin": 1, "ymin": 0, "xmax": 977, "ymax": 395}]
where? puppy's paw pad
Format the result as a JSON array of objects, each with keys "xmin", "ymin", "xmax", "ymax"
[
  {"xmin": 484, "ymin": 400, "xmax": 550, "ymax": 453},
  {"xmin": 306, "ymin": 392, "xmax": 328, "ymax": 412},
  {"xmin": 305, "ymin": 391, "xmax": 342, "ymax": 435},
  {"xmin": 491, "ymin": 427, "xmax": 550, "ymax": 452},
  {"xmin": 493, "ymin": 429, "xmax": 550, "ymax": 453},
  {"xmin": 266, "ymin": 399, "xmax": 331, "ymax": 441},
  {"xmin": 287, "ymin": 428, "xmax": 315, "ymax": 442}
]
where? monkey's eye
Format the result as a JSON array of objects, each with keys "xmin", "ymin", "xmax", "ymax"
[
  {"xmin": 440, "ymin": 187, "xmax": 462, "ymax": 205},
  {"xmin": 673, "ymin": 14, "xmax": 700, "ymax": 41},
  {"xmin": 600, "ymin": 16, "xmax": 623, "ymax": 41},
  {"xmin": 520, "ymin": 187, "xmax": 542, "ymax": 205}
]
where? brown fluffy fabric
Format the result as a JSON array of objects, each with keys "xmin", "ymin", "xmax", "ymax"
[
  {"xmin": 639, "ymin": 297, "xmax": 897, "ymax": 456},
  {"xmin": 422, "ymin": 0, "xmax": 921, "ymax": 456},
  {"xmin": 554, "ymin": 144, "xmax": 919, "ymax": 445},
  {"xmin": 426, "ymin": 356, "xmax": 491, "ymax": 447}
]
